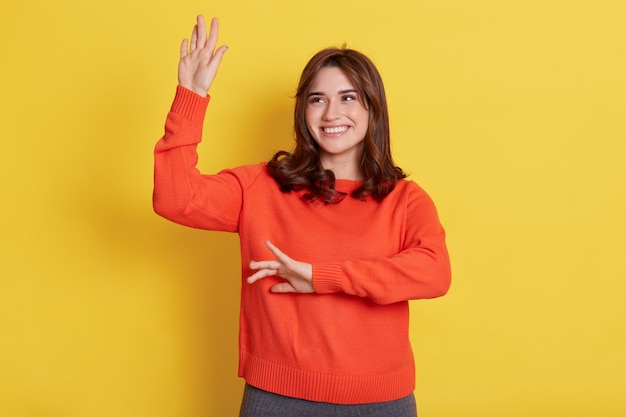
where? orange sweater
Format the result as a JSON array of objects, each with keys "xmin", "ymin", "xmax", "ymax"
[{"xmin": 153, "ymin": 86, "xmax": 451, "ymax": 404}]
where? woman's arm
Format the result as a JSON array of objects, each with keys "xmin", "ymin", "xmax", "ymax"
[
  {"xmin": 248, "ymin": 185, "xmax": 451, "ymax": 304},
  {"xmin": 153, "ymin": 16, "xmax": 246, "ymax": 232}
]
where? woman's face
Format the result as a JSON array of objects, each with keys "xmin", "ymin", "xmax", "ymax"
[{"xmin": 305, "ymin": 66, "xmax": 369, "ymax": 166}]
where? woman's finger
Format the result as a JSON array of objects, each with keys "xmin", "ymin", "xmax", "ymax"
[
  {"xmin": 271, "ymin": 282, "xmax": 296, "ymax": 293},
  {"xmin": 190, "ymin": 24, "xmax": 198, "ymax": 51},
  {"xmin": 206, "ymin": 17, "xmax": 219, "ymax": 56},
  {"xmin": 247, "ymin": 267, "xmax": 278, "ymax": 284},
  {"xmin": 265, "ymin": 241, "xmax": 290, "ymax": 264},
  {"xmin": 196, "ymin": 15, "xmax": 207, "ymax": 49},
  {"xmin": 206, "ymin": 45, "xmax": 228, "ymax": 76},
  {"xmin": 179, "ymin": 39, "xmax": 188, "ymax": 59},
  {"xmin": 249, "ymin": 259, "xmax": 281, "ymax": 271}
]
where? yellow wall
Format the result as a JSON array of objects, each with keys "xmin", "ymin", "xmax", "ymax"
[{"xmin": 1, "ymin": 0, "xmax": 625, "ymax": 416}]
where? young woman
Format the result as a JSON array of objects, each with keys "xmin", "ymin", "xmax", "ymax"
[{"xmin": 154, "ymin": 15, "xmax": 451, "ymax": 417}]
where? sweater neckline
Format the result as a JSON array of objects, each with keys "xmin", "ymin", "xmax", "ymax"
[{"xmin": 335, "ymin": 179, "xmax": 363, "ymax": 193}]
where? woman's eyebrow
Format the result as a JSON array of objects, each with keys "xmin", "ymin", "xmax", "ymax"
[{"xmin": 308, "ymin": 89, "xmax": 357, "ymax": 97}]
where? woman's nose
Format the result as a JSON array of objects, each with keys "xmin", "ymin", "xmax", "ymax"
[{"xmin": 322, "ymin": 100, "xmax": 341, "ymax": 120}]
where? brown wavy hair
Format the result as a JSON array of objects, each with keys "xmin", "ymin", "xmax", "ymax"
[{"xmin": 267, "ymin": 46, "xmax": 406, "ymax": 204}]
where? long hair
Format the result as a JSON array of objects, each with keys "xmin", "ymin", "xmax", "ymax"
[{"xmin": 267, "ymin": 46, "xmax": 406, "ymax": 204}]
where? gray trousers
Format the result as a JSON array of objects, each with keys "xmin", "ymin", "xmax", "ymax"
[{"xmin": 239, "ymin": 384, "xmax": 417, "ymax": 417}]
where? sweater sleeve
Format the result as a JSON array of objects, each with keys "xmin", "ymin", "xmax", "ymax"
[
  {"xmin": 153, "ymin": 86, "xmax": 251, "ymax": 232},
  {"xmin": 312, "ymin": 184, "xmax": 451, "ymax": 305}
]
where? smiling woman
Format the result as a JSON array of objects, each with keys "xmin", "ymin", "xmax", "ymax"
[
  {"xmin": 304, "ymin": 66, "xmax": 370, "ymax": 181},
  {"xmin": 153, "ymin": 15, "xmax": 451, "ymax": 417},
  {"xmin": 269, "ymin": 46, "xmax": 406, "ymax": 204}
]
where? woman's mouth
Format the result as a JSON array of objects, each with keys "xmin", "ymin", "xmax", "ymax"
[{"xmin": 322, "ymin": 126, "xmax": 348, "ymax": 134}]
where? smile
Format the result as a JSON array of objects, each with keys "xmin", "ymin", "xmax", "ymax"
[{"xmin": 323, "ymin": 126, "xmax": 348, "ymax": 134}]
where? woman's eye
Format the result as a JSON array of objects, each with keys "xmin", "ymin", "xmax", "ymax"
[
  {"xmin": 309, "ymin": 97, "xmax": 325, "ymax": 104},
  {"xmin": 343, "ymin": 95, "xmax": 357, "ymax": 102}
]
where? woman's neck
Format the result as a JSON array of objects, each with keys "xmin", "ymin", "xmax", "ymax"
[{"xmin": 320, "ymin": 155, "xmax": 362, "ymax": 181}]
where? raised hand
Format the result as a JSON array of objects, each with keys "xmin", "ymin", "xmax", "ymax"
[
  {"xmin": 248, "ymin": 241, "xmax": 315, "ymax": 294},
  {"xmin": 178, "ymin": 15, "xmax": 228, "ymax": 97}
]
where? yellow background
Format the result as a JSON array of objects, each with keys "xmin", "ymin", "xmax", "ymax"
[{"xmin": 1, "ymin": 0, "xmax": 625, "ymax": 416}]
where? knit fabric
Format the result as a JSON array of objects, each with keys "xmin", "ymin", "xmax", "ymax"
[{"xmin": 153, "ymin": 86, "xmax": 451, "ymax": 404}]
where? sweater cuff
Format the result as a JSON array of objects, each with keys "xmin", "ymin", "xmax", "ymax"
[
  {"xmin": 170, "ymin": 85, "xmax": 211, "ymax": 124},
  {"xmin": 312, "ymin": 264, "xmax": 344, "ymax": 294}
]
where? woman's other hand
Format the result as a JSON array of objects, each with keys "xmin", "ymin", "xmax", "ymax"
[
  {"xmin": 178, "ymin": 15, "xmax": 228, "ymax": 97},
  {"xmin": 248, "ymin": 241, "xmax": 315, "ymax": 294}
]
